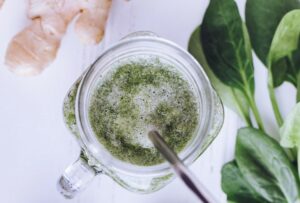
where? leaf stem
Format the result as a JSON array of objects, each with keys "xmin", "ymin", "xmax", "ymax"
[
  {"xmin": 296, "ymin": 72, "xmax": 300, "ymax": 102},
  {"xmin": 284, "ymin": 148, "xmax": 296, "ymax": 162},
  {"xmin": 297, "ymin": 147, "xmax": 300, "ymax": 178},
  {"xmin": 267, "ymin": 69, "xmax": 284, "ymax": 126},
  {"xmin": 232, "ymin": 88, "xmax": 253, "ymax": 126},
  {"xmin": 249, "ymin": 94, "xmax": 265, "ymax": 132},
  {"xmin": 240, "ymin": 70, "xmax": 265, "ymax": 131},
  {"xmin": 244, "ymin": 88, "xmax": 265, "ymax": 131}
]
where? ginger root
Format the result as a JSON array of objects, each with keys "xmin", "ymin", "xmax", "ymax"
[{"xmin": 5, "ymin": 0, "xmax": 112, "ymax": 76}]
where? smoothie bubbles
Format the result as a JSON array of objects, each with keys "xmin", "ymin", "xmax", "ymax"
[{"xmin": 59, "ymin": 32, "xmax": 224, "ymax": 198}]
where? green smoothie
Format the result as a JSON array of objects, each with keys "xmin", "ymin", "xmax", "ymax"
[{"xmin": 88, "ymin": 60, "xmax": 199, "ymax": 166}]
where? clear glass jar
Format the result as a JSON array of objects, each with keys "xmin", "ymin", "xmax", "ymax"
[{"xmin": 58, "ymin": 32, "xmax": 224, "ymax": 198}]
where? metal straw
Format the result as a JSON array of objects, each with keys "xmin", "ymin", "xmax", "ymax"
[{"xmin": 148, "ymin": 130, "xmax": 217, "ymax": 203}]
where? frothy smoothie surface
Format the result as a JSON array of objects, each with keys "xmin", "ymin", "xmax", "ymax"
[{"xmin": 88, "ymin": 59, "xmax": 199, "ymax": 166}]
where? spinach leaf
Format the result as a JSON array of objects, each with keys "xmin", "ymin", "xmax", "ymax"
[
  {"xmin": 221, "ymin": 161, "xmax": 267, "ymax": 203},
  {"xmin": 188, "ymin": 27, "xmax": 251, "ymax": 125},
  {"xmin": 295, "ymin": 50, "xmax": 300, "ymax": 101},
  {"xmin": 268, "ymin": 9, "xmax": 300, "ymax": 86},
  {"xmin": 269, "ymin": 10, "xmax": 300, "ymax": 88},
  {"xmin": 280, "ymin": 102, "xmax": 300, "ymax": 180},
  {"xmin": 246, "ymin": 2, "xmax": 300, "ymax": 127},
  {"xmin": 201, "ymin": 0, "xmax": 254, "ymax": 92},
  {"xmin": 289, "ymin": 48, "xmax": 300, "ymax": 88},
  {"xmin": 268, "ymin": 10, "xmax": 300, "ymax": 67},
  {"xmin": 267, "ymin": 9, "xmax": 300, "ymax": 87},
  {"xmin": 245, "ymin": 0, "xmax": 300, "ymax": 65},
  {"xmin": 236, "ymin": 127, "xmax": 300, "ymax": 203},
  {"xmin": 280, "ymin": 103, "xmax": 300, "ymax": 148},
  {"xmin": 267, "ymin": 10, "xmax": 300, "ymax": 125},
  {"xmin": 200, "ymin": 0, "xmax": 264, "ymax": 130}
]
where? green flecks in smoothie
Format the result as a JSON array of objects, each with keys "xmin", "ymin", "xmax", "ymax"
[
  {"xmin": 89, "ymin": 60, "xmax": 199, "ymax": 166},
  {"xmin": 63, "ymin": 80, "xmax": 80, "ymax": 137}
]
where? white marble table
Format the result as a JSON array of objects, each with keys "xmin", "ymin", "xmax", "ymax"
[{"xmin": 0, "ymin": 0, "xmax": 295, "ymax": 202}]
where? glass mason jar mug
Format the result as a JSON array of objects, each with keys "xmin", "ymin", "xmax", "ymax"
[{"xmin": 58, "ymin": 32, "xmax": 224, "ymax": 198}]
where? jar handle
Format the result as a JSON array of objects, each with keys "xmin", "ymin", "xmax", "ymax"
[{"xmin": 57, "ymin": 155, "xmax": 99, "ymax": 199}]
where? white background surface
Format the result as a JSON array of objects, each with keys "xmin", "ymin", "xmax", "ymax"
[{"xmin": 0, "ymin": 0, "xmax": 297, "ymax": 203}]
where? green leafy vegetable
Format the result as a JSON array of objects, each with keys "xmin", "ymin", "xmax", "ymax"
[
  {"xmin": 245, "ymin": 0, "xmax": 300, "ymax": 64},
  {"xmin": 246, "ymin": 0, "xmax": 300, "ymax": 126},
  {"xmin": 296, "ymin": 52, "xmax": 300, "ymax": 101},
  {"xmin": 269, "ymin": 10, "xmax": 300, "ymax": 91},
  {"xmin": 236, "ymin": 127, "xmax": 300, "ymax": 203},
  {"xmin": 221, "ymin": 128, "xmax": 300, "ymax": 203},
  {"xmin": 188, "ymin": 27, "xmax": 252, "ymax": 125},
  {"xmin": 221, "ymin": 161, "xmax": 267, "ymax": 203},
  {"xmin": 280, "ymin": 103, "xmax": 300, "ymax": 180},
  {"xmin": 267, "ymin": 10, "xmax": 300, "ymax": 126},
  {"xmin": 268, "ymin": 10, "xmax": 300, "ymax": 65},
  {"xmin": 201, "ymin": 0, "xmax": 253, "ymax": 91},
  {"xmin": 189, "ymin": 1, "xmax": 300, "ymax": 202},
  {"xmin": 200, "ymin": 0, "xmax": 264, "ymax": 130}
]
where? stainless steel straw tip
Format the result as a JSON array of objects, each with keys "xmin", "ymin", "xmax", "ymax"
[
  {"xmin": 148, "ymin": 130, "xmax": 216, "ymax": 203},
  {"xmin": 148, "ymin": 130, "xmax": 180, "ymax": 165},
  {"xmin": 148, "ymin": 130, "xmax": 159, "ymax": 141}
]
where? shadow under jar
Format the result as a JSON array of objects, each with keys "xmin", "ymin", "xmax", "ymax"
[{"xmin": 58, "ymin": 32, "xmax": 224, "ymax": 199}]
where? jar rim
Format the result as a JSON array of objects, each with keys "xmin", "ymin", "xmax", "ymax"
[{"xmin": 75, "ymin": 32, "xmax": 216, "ymax": 175}]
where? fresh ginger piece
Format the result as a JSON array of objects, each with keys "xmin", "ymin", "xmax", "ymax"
[
  {"xmin": 5, "ymin": 0, "xmax": 112, "ymax": 76},
  {"xmin": 5, "ymin": 19, "xmax": 61, "ymax": 76},
  {"xmin": 75, "ymin": 0, "xmax": 112, "ymax": 44}
]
